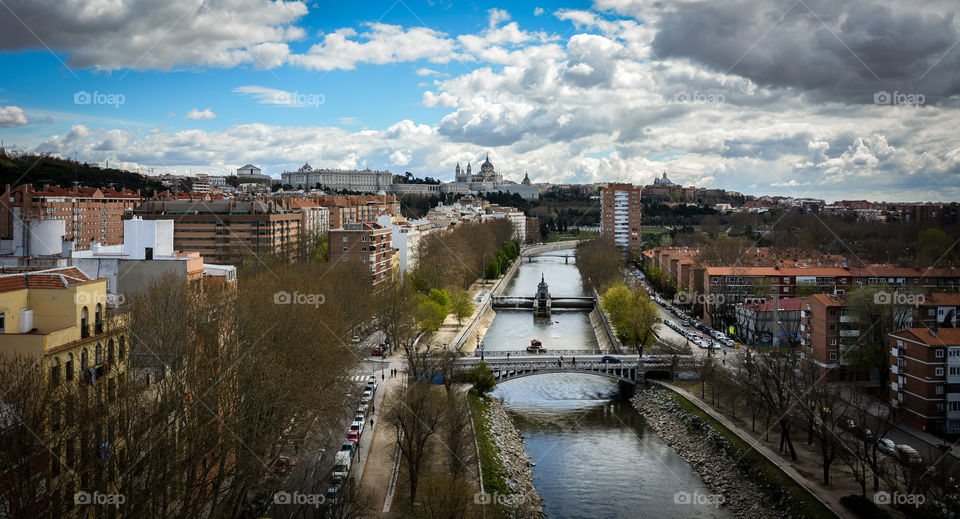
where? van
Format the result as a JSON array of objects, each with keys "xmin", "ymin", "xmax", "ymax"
[
  {"xmin": 895, "ymin": 444, "xmax": 923, "ymax": 465},
  {"xmin": 332, "ymin": 451, "xmax": 352, "ymax": 480}
]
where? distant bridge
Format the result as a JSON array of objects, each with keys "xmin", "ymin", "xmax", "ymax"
[
  {"xmin": 456, "ymin": 355, "xmax": 699, "ymax": 384},
  {"xmin": 491, "ymin": 295, "xmax": 595, "ymax": 309},
  {"xmin": 526, "ymin": 253, "xmax": 574, "ymax": 263}
]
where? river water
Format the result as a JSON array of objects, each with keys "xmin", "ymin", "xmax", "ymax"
[{"xmin": 488, "ymin": 251, "xmax": 729, "ymax": 518}]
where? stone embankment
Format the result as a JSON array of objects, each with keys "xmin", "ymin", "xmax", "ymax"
[
  {"xmin": 487, "ymin": 397, "xmax": 544, "ymax": 519},
  {"xmin": 632, "ymin": 388, "xmax": 801, "ymax": 519}
]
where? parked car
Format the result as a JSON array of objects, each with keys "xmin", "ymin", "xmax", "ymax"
[
  {"xmin": 357, "ymin": 403, "xmax": 369, "ymax": 414},
  {"xmin": 682, "ymin": 320, "xmax": 691, "ymax": 327},
  {"xmin": 362, "ymin": 389, "xmax": 373, "ymax": 401},
  {"xmin": 325, "ymin": 484, "xmax": 342, "ymax": 506},
  {"xmin": 340, "ymin": 441, "xmax": 357, "ymax": 456},
  {"xmin": 350, "ymin": 420, "xmax": 364, "ymax": 437},
  {"xmin": 895, "ymin": 444, "xmax": 923, "ymax": 465},
  {"xmin": 269, "ymin": 456, "xmax": 295, "ymax": 476},
  {"xmin": 878, "ymin": 438, "xmax": 896, "ymax": 456},
  {"xmin": 352, "ymin": 335, "xmax": 361, "ymax": 343},
  {"xmin": 371, "ymin": 347, "xmax": 381, "ymax": 356},
  {"xmin": 643, "ymin": 355, "xmax": 661, "ymax": 362},
  {"xmin": 346, "ymin": 431, "xmax": 359, "ymax": 445},
  {"xmin": 600, "ymin": 355, "xmax": 622, "ymax": 363},
  {"xmin": 332, "ymin": 451, "xmax": 351, "ymax": 480}
]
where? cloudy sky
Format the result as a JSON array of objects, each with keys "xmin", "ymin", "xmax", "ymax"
[{"xmin": 0, "ymin": 0, "xmax": 959, "ymax": 202}]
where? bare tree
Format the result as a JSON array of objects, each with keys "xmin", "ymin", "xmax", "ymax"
[
  {"xmin": 442, "ymin": 392, "xmax": 475, "ymax": 480},
  {"xmin": 387, "ymin": 381, "xmax": 446, "ymax": 504}
]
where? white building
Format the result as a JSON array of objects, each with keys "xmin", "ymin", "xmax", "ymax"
[{"xmin": 282, "ymin": 163, "xmax": 393, "ymax": 192}]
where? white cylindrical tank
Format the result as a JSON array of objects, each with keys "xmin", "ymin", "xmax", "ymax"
[{"xmin": 19, "ymin": 309, "xmax": 34, "ymax": 333}]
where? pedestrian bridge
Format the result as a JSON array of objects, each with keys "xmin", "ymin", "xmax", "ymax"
[{"xmin": 456, "ymin": 355, "xmax": 699, "ymax": 384}]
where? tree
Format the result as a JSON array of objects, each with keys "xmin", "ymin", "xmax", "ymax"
[
  {"xmin": 442, "ymin": 392, "xmax": 475, "ymax": 480},
  {"xmin": 449, "ymin": 290, "xmax": 475, "ymax": 327},
  {"xmin": 386, "ymin": 381, "xmax": 446, "ymax": 504},
  {"xmin": 467, "ymin": 362, "xmax": 496, "ymax": 396},
  {"xmin": 601, "ymin": 282, "xmax": 659, "ymax": 357},
  {"xmin": 575, "ymin": 238, "xmax": 623, "ymax": 294},
  {"xmin": 736, "ymin": 350, "xmax": 801, "ymax": 461},
  {"xmin": 798, "ymin": 365, "xmax": 849, "ymax": 485}
]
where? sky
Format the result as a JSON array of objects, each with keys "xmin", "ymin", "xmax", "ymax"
[{"xmin": 0, "ymin": 0, "xmax": 959, "ymax": 202}]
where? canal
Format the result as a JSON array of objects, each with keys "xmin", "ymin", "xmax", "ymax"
[{"xmin": 487, "ymin": 250, "xmax": 729, "ymax": 518}]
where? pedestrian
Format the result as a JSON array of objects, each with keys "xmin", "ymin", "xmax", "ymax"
[
  {"xmin": 370, "ymin": 417, "xmax": 374, "ymax": 427},
  {"xmin": 572, "ymin": 356, "xmax": 576, "ymax": 366},
  {"xmin": 507, "ymin": 352, "xmax": 510, "ymax": 359}
]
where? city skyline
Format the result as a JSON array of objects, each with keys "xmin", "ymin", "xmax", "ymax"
[{"xmin": 1, "ymin": 0, "xmax": 959, "ymax": 202}]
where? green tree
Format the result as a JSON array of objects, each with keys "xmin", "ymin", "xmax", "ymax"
[
  {"xmin": 601, "ymin": 282, "xmax": 659, "ymax": 357},
  {"xmin": 418, "ymin": 294, "xmax": 448, "ymax": 333},
  {"xmin": 449, "ymin": 290, "xmax": 475, "ymax": 326},
  {"xmin": 468, "ymin": 362, "xmax": 496, "ymax": 395}
]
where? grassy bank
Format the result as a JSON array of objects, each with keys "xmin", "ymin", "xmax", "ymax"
[
  {"xmin": 468, "ymin": 394, "xmax": 511, "ymax": 499},
  {"xmin": 656, "ymin": 387, "xmax": 837, "ymax": 519}
]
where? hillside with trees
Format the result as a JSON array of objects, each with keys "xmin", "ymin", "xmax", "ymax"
[{"xmin": 0, "ymin": 151, "xmax": 165, "ymax": 194}]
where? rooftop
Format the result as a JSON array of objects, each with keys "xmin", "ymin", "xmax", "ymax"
[{"xmin": 0, "ymin": 266, "xmax": 96, "ymax": 293}]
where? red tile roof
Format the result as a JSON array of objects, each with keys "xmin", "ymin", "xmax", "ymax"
[
  {"xmin": 893, "ymin": 328, "xmax": 960, "ymax": 345},
  {"xmin": 0, "ymin": 267, "xmax": 96, "ymax": 293}
]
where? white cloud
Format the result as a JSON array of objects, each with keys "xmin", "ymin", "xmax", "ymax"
[
  {"xmin": 422, "ymin": 91, "xmax": 458, "ymax": 108},
  {"xmin": 390, "ymin": 150, "xmax": 412, "ymax": 166},
  {"xmin": 290, "ymin": 23, "xmax": 459, "ymax": 71},
  {"xmin": 534, "ymin": 7, "xmax": 545, "ymax": 16},
  {"xmin": 232, "ymin": 85, "xmax": 324, "ymax": 107},
  {"xmin": 184, "ymin": 108, "xmax": 216, "ymax": 120},
  {"xmin": 417, "ymin": 67, "xmax": 441, "ymax": 76},
  {"xmin": 0, "ymin": 105, "xmax": 28, "ymax": 127}
]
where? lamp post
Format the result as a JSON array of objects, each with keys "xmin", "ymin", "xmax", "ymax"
[
  {"xmin": 478, "ymin": 333, "xmax": 484, "ymax": 361},
  {"xmin": 380, "ymin": 343, "xmax": 385, "ymax": 380}
]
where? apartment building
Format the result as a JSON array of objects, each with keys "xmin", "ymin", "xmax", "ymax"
[
  {"xmin": 133, "ymin": 199, "xmax": 301, "ymax": 264},
  {"xmin": 0, "ymin": 185, "xmax": 141, "ymax": 253},
  {"xmin": 600, "ymin": 183, "xmax": 642, "ymax": 253},
  {"xmin": 285, "ymin": 200, "xmax": 330, "ymax": 237},
  {"xmin": 329, "ymin": 222, "xmax": 394, "ymax": 286},
  {"xmin": 912, "ymin": 292, "xmax": 960, "ymax": 328},
  {"xmin": 0, "ymin": 266, "xmax": 131, "ymax": 516},
  {"xmin": 801, "ymin": 294, "xmax": 862, "ymax": 380},
  {"xmin": 294, "ymin": 194, "xmax": 400, "ymax": 230},
  {"xmin": 889, "ymin": 328, "xmax": 960, "ymax": 433}
]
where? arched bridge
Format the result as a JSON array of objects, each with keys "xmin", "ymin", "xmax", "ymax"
[{"xmin": 456, "ymin": 355, "xmax": 699, "ymax": 384}]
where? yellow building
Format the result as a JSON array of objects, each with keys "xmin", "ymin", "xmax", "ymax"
[{"xmin": 0, "ymin": 266, "xmax": 131, "ymax": 516}]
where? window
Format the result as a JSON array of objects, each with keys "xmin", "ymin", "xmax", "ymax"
[
  {"xmin": 937, "ymin": 386, "xmax": 945, "ymax": 395},
  {"xmin": 829, "ymin": 352, "xmax": 838, "ymax": 360},
  {"xmin": 937, "ymin": 403, "xmax": 945, "ymax": 412},
  {"xmin": 66, "ymin": 353, "xmax": 74, "ymax": 381},
  {"xmin": 830, "ymin": 339, "xmax": 837, "ymax": 346},
  {"xmin": 829, "ymin": 310, "xmax": 837, "ymax": 316},
  {"xmin": 0, "ymin": 311, "xmax": 4, "ymax": 332},
  {"xmin": 937, "ymin": 368, "xmax": 945, "ymax": 376},
  {"xmin": 937, "ymin": 349, "xmax": 945, "ymax": 358}
]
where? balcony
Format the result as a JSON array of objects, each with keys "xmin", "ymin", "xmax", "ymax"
[
  {"xmin": 839, "ymin": 329, "xmax": 860, "ymax": 338},
  {"xmin": 891, "ymin": 382, "xmax": 899, "ymax": 392},
  {"xmin": 891, "ymin": 347, "xmax": 901, "ymax": 357},
  {"xmin": 891, "ymin": 365, "xmax": 899, "ymax": 374},
  {"xmin": 839, "ymin": 315, "xmax": 857, "ymax": 323}
]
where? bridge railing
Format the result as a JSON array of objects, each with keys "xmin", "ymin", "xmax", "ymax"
[{"xmin": 473, "ymin": 349, "xmax": 606, "ymax": 357}]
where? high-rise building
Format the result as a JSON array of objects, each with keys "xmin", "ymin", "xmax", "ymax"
[
  {"xmin": 329, "ymin": 222, "xmax": 394, "ymax": 286},
  {"xmin": 600, "ymin": 183, "xmax": 642, "ymax": 253}
]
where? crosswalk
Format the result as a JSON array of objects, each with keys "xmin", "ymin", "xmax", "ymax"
[{"xmin": 351, "ymin": 374, "xmax": 371, "ymax": 382}]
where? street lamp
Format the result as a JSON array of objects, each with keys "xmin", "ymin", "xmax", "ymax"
[
  {"xmin": 478, "ymin": 333, "xmax": 484, "ymax": 361},
  {"xmin": 380, "ymin": 342, "xmax": 385, "ymax": 380}
]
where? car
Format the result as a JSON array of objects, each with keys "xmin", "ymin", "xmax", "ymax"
[
  {"xmin": 642, "ymin": 355, "xmax": 661, "ymax": 362},
  {"xmin": 362, "ymin": 389, "xmax": 373, "ymax": 401},
  {"xmin": 325, "ymin": 484, "xmax": 342, "ymax": 506},
  {"xmin": 352, "ymin": 335, "xmax": 361, "ymax": 343},
  {"xmin": 346, "ymin": 431, "xmax": 359, "ymax": 444},
  {"xmin": 682, "ymin": 320, "xmax": 690, "ymax": 327},
  {"xmin": 895, "ymin": 444, "xmax": 923, "ymax": 465},
  {"xmin": 600, "ymin": 355, "xmax": 621, "ymax": 363},
  {"xmin": 367, "ymin": 375, "xmax": 377, "ymax": 384},
  {"xmin": 350, "ymin": 420, "xmax": 364, "ymax": 437},
  {"xmin": 371, "ymin": 347, "xmax": 381, "ymax": 356},
  {"xmin": 878, "ymin": 438, "xmax": 896, "ymax": 456},
  {"xmin": 340, "ymin": 441, "xmax": 357, "ymax": 456},
  {"xmin": 357, "ymin": 403, "xmax": 369, "ymax": 414},
  {"xmin": 723, "ymin": 338, "xmax": 735, "ymax": 347},
  {"xmin": 269, "ymin": 456, "xmax": 295, "ymax": 476},
  {"xmin": 355, "ymin": 412, "xmax": 365, "ymax": 423}
]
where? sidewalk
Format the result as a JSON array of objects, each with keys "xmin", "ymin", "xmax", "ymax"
[
  {"xmin": 654, "ymin": 381, "xmax": 847, "ymax": 518},
  {"xmin": 356, "ymin": 362, "xmax": 405, "ymax": 514}
]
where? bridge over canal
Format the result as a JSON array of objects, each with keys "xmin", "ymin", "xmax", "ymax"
[{"xmin": 456, "ymin": 355, "xmax": 699, "ymax": 384}]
